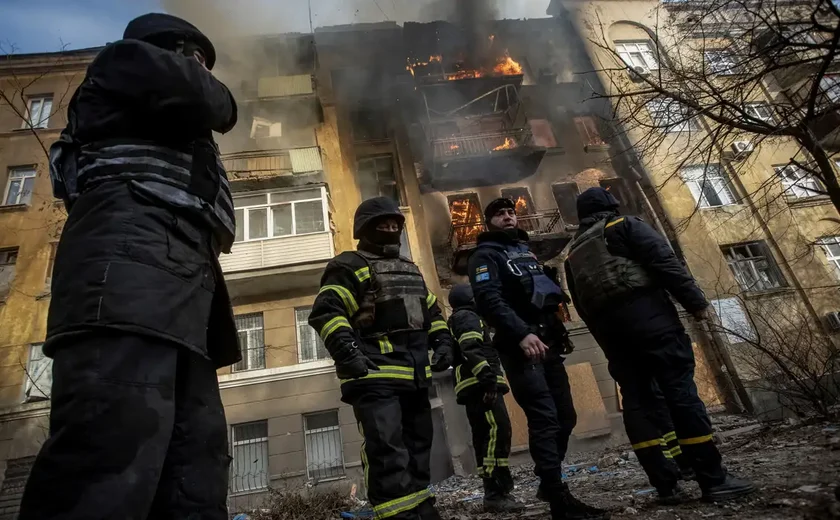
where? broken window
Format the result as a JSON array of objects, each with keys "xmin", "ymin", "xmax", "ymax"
[
  {"xmin": 573, "ymin": 116, "xmax": 606, "ymax": 148},
  {"xmin": 552, "ymin": 182, "xmax": 580, "ymax": 225},
  {"xmin": 4, "ymin": 167, "xmax": 36, "ymax": 206},
  {"xmin": 710, "ymin": 297, "xmax": 757, "ymax": 343},
  {"xmin": 25, "ymin": 343, "xmax": 52, "ymax": 402},
  {"xmin": 296, "ymin": 307, "xmax": 328, "ymax": 363},
  {"xmin": 743, "ymin": 103, "xmax": 775, "ymax": 124},
  {"xmin": 448, "ymin": 194, "xmax": 483, "ymax": 247},
  {"xmin": 250, "ymin": 117, "xmax": 283, "ymax": 139},
  {"xmin": 233, "ymin": 313, "xmax": 265, "ymax": 372},
  {"xmin": 351, "ymin": 108, "xmax": 388, "ymax": 142},
  {"xmin": 358, "ymin": 155, "xmax": 400, "ymax": 203},
  {"xmin": 0, "ymin": 248, "xmax": 18, "ymax": 302},
  {"xmin": 230, "ymin": 421, "xmax": 269, "ymax": 493},
  {"xmin": 722, "ymin": 242, "xmax": 786, "ymax": 292},
  {"xmin": 304, "ymin": 410, "xmax": 345, "ymax": 481},
  {"xmin": 705, "ymin": 50, "xmax": 739, "ymax": 75},
  {"xmin": 774, "ymin": 165, "xmax": 823, "ymax": 199}
]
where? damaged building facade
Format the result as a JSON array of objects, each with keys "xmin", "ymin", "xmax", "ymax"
[{"xmin": 1, "ymin": 0, "xmax": 839, "ymax": 515}]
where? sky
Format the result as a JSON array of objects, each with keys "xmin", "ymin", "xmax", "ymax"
[{"xmin": 0, "ymin": 0, "xmax": 552, "ymax": 54}]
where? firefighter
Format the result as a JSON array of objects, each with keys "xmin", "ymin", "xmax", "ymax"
[
  {"xmin": 564, "ymin": 187, "xmax": 755, "ymax": 502},
  {"xmin": 20, "ymin": 13, "xmax": 239, "ymax": 520},
  {"xmin": 308, "ymin": 197, "xmax": 454, "ymax": 520},
  {"xmin": 447, "ymin": 284, "xmax": 522, "ymax": 513},
  {"xmin": 468, "ymin": 198, "xmax": 608, "ymax": 520}
]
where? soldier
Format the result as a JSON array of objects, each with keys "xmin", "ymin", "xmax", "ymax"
[
  {"xmin": 20, "ymin": 13, "xmax": 239, "ymax": 520},
  {"xmin": 447, "ymin": 284, "xmax": 522, "ymax": 513},
  {"xmin": 564, "ymin": 187, "xmax": 755, "ymax": 502},
  {"xmin": 309, "ymin": 197, "xmax": 454, "ymax": 520},
  {"xmin": 468, "ymin": 198, "xmax": 608, "ymax": 520}
]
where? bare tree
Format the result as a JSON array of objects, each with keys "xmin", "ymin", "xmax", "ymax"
[{"xmin": 589, "ymin": 0, "xmax": 840, "ymax": 217}]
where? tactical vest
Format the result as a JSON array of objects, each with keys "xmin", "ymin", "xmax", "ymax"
[
  {"xmin": 54, "ymin": 137, "xmax": 236, "ymax": 252},
  {"xmin": 566, "ymin": 218, "xmax": 653, "ymax": 315},
  {"xmin": 498, "ymin": 246, "xmax": 565, "ymax": 311},
  {"xmin": 352, "ymin": 250, "xmax": 430, "ymax": 337}
]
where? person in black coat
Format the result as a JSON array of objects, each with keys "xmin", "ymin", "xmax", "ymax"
[
  {"xmin": 564, "ymin": 187, "xmax": 755, "ymax": 503},
  {"xmin": 20, "ymin": 13, "xmax": 239, "ymax": 520}
]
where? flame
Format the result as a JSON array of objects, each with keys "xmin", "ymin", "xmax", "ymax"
[
  {"xmin": 449, "ymin": 144, "xmax": 460, "ymax": 150},
  {"xmin": 406, "ymin": 49, "xmax": 522, "ymax": 81},
  {"xmin": 450, "ymin": 198, "xmax": 483, "ymax": 244},
  {"xmin": 514, "ymin": 195, "xmax": 528, "ymax": 214},
  {"xmin": 406, "ymin": 55, "xmax": 443, "ymax": 77},
  {"xmin": 493, "ymin": 137, "xmax": 517, "ymax": 151},
  {"xmin": 494, "ymin": 51, "xmax": 523, "ymax": 75}
]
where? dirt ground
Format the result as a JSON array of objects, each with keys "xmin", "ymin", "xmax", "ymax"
[{"xmin": 435, "ymin": 414, "xmax": 840, "ymax": 520}]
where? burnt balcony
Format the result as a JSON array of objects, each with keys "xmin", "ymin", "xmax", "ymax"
[
  {"xmin": 222, "ymin": 147, "xmax": 325, "ymax": 191},
  {"xmin": 448, "ymin": 209, "xmax": 574, "ymax": 275}
]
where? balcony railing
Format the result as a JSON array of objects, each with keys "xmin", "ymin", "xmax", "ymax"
[
  {"xmin": 220, "ymin": 232, "xmax": 334, "ymax": 274},
  {"xmin": 221, "ymin": 147, "xmax": 323, "ymax": 179},
  {"xmin": 431, "ymin": 128, "xmax": 534, "ymax": 161},
  {"xmin": 448, "ymin": 209, "xmax": 565, "ymax": 251}
]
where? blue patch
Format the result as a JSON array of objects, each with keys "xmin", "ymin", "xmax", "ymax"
[
  {"xmin": 475, "ymin": 272, "xmax": 491, "ymax": 282},
  {"xmin": 476, "ymin": 265, "xmax": 488, "ymax": 273}
]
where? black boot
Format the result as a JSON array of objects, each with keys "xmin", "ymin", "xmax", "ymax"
[
  {"xmin": 701, "ymin": 473, "xmax": 756, "ymax": 502},
  {"xmin": 657, "ymin": 483, "xmax": 690, "ymax": 505},
  {"xmin": 483, "ymin": 477, "xmax": 524, "ymax": 513},
  {"xmin": 416, "ymin": 497, "xmax": 443, "ymax": 520},
  {"xmin": 549, "ymin": 482, "xmax": 610, "ymax": 520}
]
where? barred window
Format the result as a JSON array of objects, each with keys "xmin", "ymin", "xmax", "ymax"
[
  {"xmin": 234, "ymin": 313, "xmax": 265, "ymax": 372},
  {"xmin": 296, "ymin": 307, "xmax": 329, "ymax": 363},
  {"xmin": 230, "ymin": 421, "xmax": 269, "ymax": 493},
  {"xmin": 304, "ymin": 411, "xmax": 345, "ymax": 481},
  {"xmin": 722, "ymin": 242, "xmax": 786, "ymax": 292}
]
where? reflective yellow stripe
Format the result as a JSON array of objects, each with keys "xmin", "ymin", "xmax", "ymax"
[
  {"xmin": 632, "ymin": 438, "xmax": 664, "ymax": 450},
  {"xmin": 319, "ymin": 285, "xmax": 359, "ymax": 315},
  {"xmin": 496, "ymin": 458, "xmax": 509, "ymax": 467},
  {"xmin": 429, "ymin": 320, "xmax": 448, "ymax": 333},
  {"xmin": 663, "ymin": 431, "xmax": 677, "ymax": 443},
  {"xmin": 358, "ymin": 422, "xmax": 369, "ymax": 490},
  {"xmin": 664, "ymin": 450, "xmax": 674, "ymax": 459},
  {"xmin": 378, "ymin": 336, "xmax": 394, "ymax": 354},
  {"xmin": 455, "ymin": 365, "xmax": 463, "ymax": 385},
  {"xmin": 339, "ymin": 364, "xmax": 415, "ymax": 383},
  {"xmin": 471, "ymin": 360, "xmax": 489, "ymax": 376},
  {"xmin": 484, "ymin": 410, "xmax": 498, "ymax": 476},
  {"xmin": 373, "ymin": 488, "xmax": 433, "ymax": 518},
  {"xmin": 496, "ymin": 376, "xmax": 507, "ymax": 385},
  {"xmin": 355, "ymin": 266, "xmax": 371, "ymax": 282},
  {"xmin": 319, "ymin": 316, "xmax": 352, "ymax": 341},
  {"xmin": 669, "ymin": 445, "xmax": 683, "ymax": 457},
  {"xmin": 605, "ymin": 217, "xmax": 625, "ymax": 229},
  {"xmin": 426, "ymin": 292, "xmax": 437, "ymax": 308},
  {"xmin": 455, "ymin": 376, "xmax": 479, "ymax": 394},
  {"xmin": 424, "ymin": 366, "xmax": 432, "ymax": 378},
  {"xmin": 679, "ymin": 434, "xmax": 714, "ymax": 445},
  {"xmin": 457, "ymin": 331, "xmax": 484, "ymax": 344}
]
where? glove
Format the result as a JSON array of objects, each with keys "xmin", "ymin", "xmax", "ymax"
[
  {"xmin": 560, "ymin": 330, "xmax": 575, "ymax": 355},
  {"xmin": 430, "ymin": 345, "xmax": 454, "ymax": 372},
  {"xmin": 334, "ymin": 343, "xmax": 379, "ymax": 380}
]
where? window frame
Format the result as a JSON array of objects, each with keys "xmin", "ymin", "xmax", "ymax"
[
  {"xmin": 233, "ymin": 313, "xmax": 266, "ymax": 372},
  {"xmin": 705, "ymin": 50, "xmax": 739, "ymax": 75},
  {"xmin": 646, "ymin": 98, "xmax": 700, "ymax": 133},
  {"xmin": 3, "ymin": 166, "xmax": 37, "ymax": 206},
  {"xmin": 229, "ymin": 421, "xmax": 270, "ymax": 494},
  {"xmin": 722, "ymin": 241, "xmax": 787, "ymax": 293},
  {"xmin": 818, "ymin": 236, "xmax": 840, "ymax": 280},
  {"xmin": 0, "ymin": 247, "xmax": 19, "ymax": 302},
  {"xmin": 773, "ymin": 164, "xmax": 823, "ymax": 199},
  {"xmin": 615, "ymin": 41, "xmax": 660, "ymax": 73},
  {"xmin": 357, "ymin": 154, "xmax": 401, "ymax": 204},
  {"xmin": 303, "ymin": 410, "xmax": 345, "ymax": 482},
  {"xmin": 743, "ymin": 103, "xmax": 775, "ymax": 124},
  {"xmin": 233, "ymin": 186, "xmax": 328, "ymax": 243},
  {"xmin": 24, "ymin": 343, "xmax": 52, "ymax": 402},
  {"xmin": 23, "ymin": 95, "xmax": 53, "ymax": 130},
  {"xmin": 819, "ymin": 74, "xmax": 840, "ymax": 105},
  {"xmin": 573, "ymin": 116, "xmax": 606, "ymax": 147},
  {"xmin": 295, "ymin": 306, "xmax": 329, "ymax": 363},
  {"xmin": 681, "ymin": 164, "xmax": 738, "ymax": 208}
]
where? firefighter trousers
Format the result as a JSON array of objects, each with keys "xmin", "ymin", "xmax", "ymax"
[
  {"xmin": 352, "ymin": 386, "xmax": 438, "ymax": 520},
  {"xmin": 501, "ymin": 350, "xmax": 576, "ymax": 485},
  {"xmin": 464, "ymin": 394, "xmax": 513, "ymax": 496},
  {"xmin": 603, "ymin": 330, "xmax": 726, "ymax": 489},
  {"xmin": 19, "ymin": 331, "xmax": 230, "ymax": 520}
]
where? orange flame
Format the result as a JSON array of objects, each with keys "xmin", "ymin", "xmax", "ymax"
[
  {"xmin": 493, "ymin": 137, "xmax": 517, "ymax": 151},
  {"xmin": 514, "ymin": 195, "xmax": 528, "ymax": 214},
  {"xmin": 406, "ymin": 55, "xmax": 443, "ymax": 77},
  {"xmin": 406, "ymin": 50, "xmax": 522, "ymax": 81},
  {"xmin": 449, "ymin": 144, "xmax": 460, "ymax": 150},
  {"xmin": 450, "ymin": 198, "xmax": 483, "ymax": 244},
  {"xmin": 493, "ymin": 51, "xmax": 523, "ymax": 75}
]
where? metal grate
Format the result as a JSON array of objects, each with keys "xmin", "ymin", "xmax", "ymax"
[
  {"xmin": 304, "ymin": 411, "xmax": 345, "ymax": 482},
  {"xmin": 296, "ymin": 307, "xmax": 330, "ymax": 362},
  {"xmin": 234, "ymin": 313, "xmax": 265, "ymax": 372},
  {"xmin": 230, "ymin": 421, "xmax": 269, "ymax": 494},
  {"xmin": 432, "ymin": 128, "xmax": 533, "ymax": 160}
]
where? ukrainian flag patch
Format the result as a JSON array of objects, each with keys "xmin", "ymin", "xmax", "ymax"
[{"xmin": 475, "ymin": 265, "xmax": 490, "ymax": 282}]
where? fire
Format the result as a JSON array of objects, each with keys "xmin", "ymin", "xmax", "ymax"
[
  {"xmin": 493, "ymin": 137, "xmax": 517, "ymax": 151},
  {"xmin": 406, "ymin": 49, "xmax": 523, "ymax": 81},
  {"xmin": 493, "ymin": 51, "xmax": 523, "ymax": 76},
  {"xmin": 450, "ymin": 198, "xmax": 483, "ymax": 244},
  {"xmin": 514, "ymin": 196, "xmax": 528, "ymax": 214},
  {"xmin": 406, "ymin": 55, "xmax": 443, "ymax": 77},
  {"xmin": 449, "ymin": 144, "xmax": 460, "ymax": 150}
]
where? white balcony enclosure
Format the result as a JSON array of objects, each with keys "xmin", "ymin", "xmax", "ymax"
[{"xmin": 221, "ymin": 186, "xmax": 334, "ymax": 297}]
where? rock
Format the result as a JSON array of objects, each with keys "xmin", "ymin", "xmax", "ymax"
[
  {"xmin": 621, "ymin": 451, "xmax": 638, "ymax": 461},
  {"xmin": 770, "ymin": 498, "xmax": 796, "ymax": 507},
  {"xmin": 795, "ymin": 485, "xmax": 823, "ymax": 493},
  {"xmin": 623, "ymin": 507, "xmax": 638, "ymax": 514},
  {"xmin": 598, "ymin": 455, "xmax": 621, "ymax": 468}
]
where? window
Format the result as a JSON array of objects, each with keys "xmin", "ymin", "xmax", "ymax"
[
  {"xmin": 44, "ymin": 242, "xmax": 57, "ymax": 292},
  {"xmin": 0, "ymin": 248, "xmax": 18, "ymax": 301},
  {"xmin": 25, "ymin": 343, "xmax": 52, "ymax": 402},
  {"xmin": 304, "ymin": 411, "xmax": 345, "ymax": 481},
  {"xmin": 710, "ymin": 298, "xmax": 756, "ymax": 343},
  {"xmin": 4, "ymin": 167, "xmax": 36, "ymax": 206},
  {"xmin": 400, "ymin": 227, "xmax": 412, "ymax": 260},
  {"xmin": 743, "ymin": 103, "xmax": 774, "ymax": 124},
  {"xmin": 296, "ymin": 307, "xmax": 329, "ymax": 363},
  {"xmin": 573, "ymin": 116, "xmax": 606, "ymax": 148},
  {"xmin": 681, "ymin": 165, "xmax": 737, "ymax": 208},
  {"xmin": 233, "ymin": 313, "xmax": 265, "ymax": 372},
  {"xmin": 773, "ymin": 165, "xmax": 822, "ymax": 199},
  {"xmin": 250, "ymin": 117, "xmax": 282, "ymax": 139},
  {"xmin": 820, "ymin": 75, "xmax": 840, "ymax": 105},
  {"xmin": 646, "ymin": 99, "xmax": 699, "ymax": 132},
  {"xmin": 818, "ymin": 236, "xmax": 840, "ymax": 279},
  {"xmin": 705, "ymin": 50, "xmax": 738, "ymax": 75},
  {"xmin": 230, "ymin": 421, "xmax": 269, "ymax": 493},
  {"xmin": 233, "ymin": 188, "xmax": 326, "ymax": 243},
  {"xmin": 722, "ymin": 242, "xmax": 786, "ymax": 292},
  {"xmin": 615, "ymin": 42, "xmax": 659, "ymax": 73},
  {"xmin": 552, "ymin": 182, "xmax": 580, "ymax": 225},
  {"xmin": 358, "ymin": 155, "xmax": 399, "ymax": 203},
  {"xmin": 449, "ymin": 194, "xmax": 484, "ymax": 246},
  {"xmin": 23, "ymin": 96, "xmax": 52, "ymax": 129}
]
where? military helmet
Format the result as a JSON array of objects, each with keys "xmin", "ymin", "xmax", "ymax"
[
  {"xmin": 353, "ymin": 197, "xmax": 405, "ymax": 239},
  {"xmin": 123, "ymin": 13, "xmax": 217, "ymax": 70}
]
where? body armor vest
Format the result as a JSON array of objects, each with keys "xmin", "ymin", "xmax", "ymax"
[
  {"xmin": 501, "ymin": 249, "xmax": 565, "ymax": 310},
  {"xmin": 352, "ymin": 250, "xmax": 430, "ymax": 337},
  {"xmin": 52, "ymin": 137, "xmax": 236, "ymax": 252},
  {"xmin": 566, "ymin": 218, "xmax": 653, "ymax": 315}
]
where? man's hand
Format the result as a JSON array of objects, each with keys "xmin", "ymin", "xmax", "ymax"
[
  {"xmin": 483, "ymin": 390, "xmax": 497, "ymax": 405},
  {"xmin": 519, "ymin": 333, "xmax": 548, "ymax": 360},
  {"xmin": 431, "ymin": 345, "xmax": 454, "ymax": 372},
  {"xmin": 334, "ymin": 345, "xmax": 379, "ymax": 380}
]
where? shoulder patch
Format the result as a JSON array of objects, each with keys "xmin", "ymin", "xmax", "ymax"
[
  {"xmin": 475, "ymin": 272, "xmax": 491, "ymax": 282},
  {"xmin": 476, "ymin": 265, "xmax": 488, "ymax": 274}
]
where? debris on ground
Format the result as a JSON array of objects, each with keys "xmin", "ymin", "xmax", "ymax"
[{"xmin": 435, "ymin": 414, "xmax": 840, "ymax": 519}]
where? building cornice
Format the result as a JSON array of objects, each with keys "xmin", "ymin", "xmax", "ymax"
[{"xmin": 218, "ymin": 359, "xmax": 336, "ymax": 389}]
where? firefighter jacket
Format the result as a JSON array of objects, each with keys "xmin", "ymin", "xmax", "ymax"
[
  {"xmin": 448, "ymin": 307, "xmax": 509, "ymax": 404},
  {"xmin": 309, "ymin": 248, "xmax": 453, "ymax": 398},
  {"xmin": 468, "ymin": 229, "xmax": 571, "ymax": 354}
]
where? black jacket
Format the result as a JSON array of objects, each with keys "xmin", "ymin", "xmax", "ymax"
[{"xmin": 565, "ymin": 190, "xmax": 708, "ymax": 343}]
